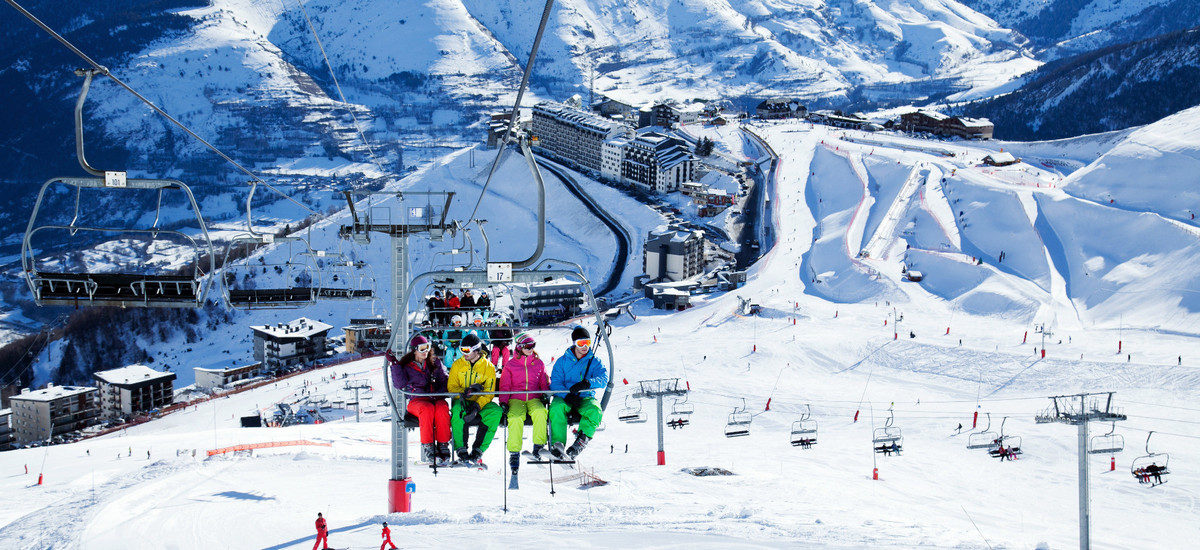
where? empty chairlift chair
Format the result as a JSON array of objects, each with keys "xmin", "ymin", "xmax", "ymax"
[
  {"xmin": 724, "ymin": 398, "xmax": 753, "ymax": 438},
  {"xmin": 222, "ymin": 234, "xmax": 320, "ymax": 308},
  {"xmin": 1088, "ymin": 422, "xmax": 1125, "ymax": 455},
  {"xmin": 311, "ymin": 250, "xmax": 376, "ymax": 300},
  {"xmin": 790, "ymin": 404, "xmax": 818, "ymax": 447},
  {"xmin": 967, "ymin": 412, "xmax": 1000, "ymax": 450},
  {"xmin": 21, "ymin": 68, "xmax": 216, "ymax": 308},
  {"xmin": 618, "ymin": 395, "xmax": 648, "ymax": 424}
]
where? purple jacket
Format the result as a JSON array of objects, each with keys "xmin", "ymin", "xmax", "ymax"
[
  {"xmin": 389, "ymin": 350, "xmax": 448, "ymax": 402},
  {"xmin": 498, "ymin": 352, "xmax": 549, "ymax": 404}
]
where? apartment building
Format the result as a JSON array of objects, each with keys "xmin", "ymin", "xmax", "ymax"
[{"xmin": 93, "ymin": 364, "xmax": 176, "ymax": 420}]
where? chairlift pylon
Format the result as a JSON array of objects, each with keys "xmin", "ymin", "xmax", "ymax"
[
  {"xmin": 22, "ymin": 70, "xmax": 215, "ymax": 308},
  {"xmin": 1088, "ymin": 421, "xmax": 1125, "ymax": 455}
]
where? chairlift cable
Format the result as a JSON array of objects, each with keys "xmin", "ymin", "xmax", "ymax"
[
  {"xmin": 291, "ymin": 0, "xmax": 387, "ymax": 174},
  {"xmin": 4, "ymin": 0, "xmax": 316, "ymax": 215},
  {"xmin": 467, "ymin": 0, "xmax": 556, "ymax": 226}
]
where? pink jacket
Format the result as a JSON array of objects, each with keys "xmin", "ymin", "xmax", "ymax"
[{"xmin": 498, "ymin": 352, "xmax": 548, "ymax": 403}]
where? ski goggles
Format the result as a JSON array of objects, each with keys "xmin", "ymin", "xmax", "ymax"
[
  {"xmin": 460, "ymin": 343, "xmax": 482, "ymax": 354},
  {"xmin": 414, "ymin": 343, "xmax": 432, "ymax": 353},
  {"xmin": 519, "ymin": 341, "xmax": 536, "ymax": 350},
  {"xmin": 574, "ymin": 338, "xmax": 591, "ymax": 348}
]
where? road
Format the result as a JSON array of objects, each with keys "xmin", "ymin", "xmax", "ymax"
[{"xmin": 534, "ymin": 158, "xmax": 631, "ymax": 298}]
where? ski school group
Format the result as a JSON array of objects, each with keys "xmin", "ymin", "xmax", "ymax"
[{"xmin": 387, "ymin": 320, "xmax": 608, "ymax": 483}]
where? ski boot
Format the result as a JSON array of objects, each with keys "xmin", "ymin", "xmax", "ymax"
[
  {"xmin": 509, "ymin": 451, "xmax": 521, "ymax": 473},
  {"xmin": 454, "ymin": 446, "xmax": 471, "ymax": 464},
  {"xmin": 530, "ymin": 443, "xmax": 545, "ymax": 460},
  {"xmin": 549, "ymin": 442, "xmax": 567, "ymax": 460},
  {"xmin": 468, "ymin": 447, "xmax": 484, "ymax": 463},
  {"xmin": 419, "ymin": 443, "xmax": 436, "ymax": 464},
  {"xmin": 435, "ymin": 442, "xmax": 452, "ymax": 465},
  {"xmin": 566, "ymin": 434, "xmax": 591, "ymax": 459}
]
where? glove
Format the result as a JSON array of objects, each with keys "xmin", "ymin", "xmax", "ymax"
[
  {"xmin": 469, "ymin": 383, "xmax": 484, "ymax": 393},
  {"xmin": 500, "ymin": 402, "xmax": 510, "ymax": 416},
  {"xmin": 569, "ymin": 380, "xmax": 590, "ymax": 394},
  {"xmin": 540, "ymin": 395, "xmax": 550, "ymax": 406},
  {"xmin": 460, "ymin": 400, "xmax": 480, "ymax": 424},
  {"xmin": 385, "ymin": 349, "xmax": 398, "ymax": 364},
  {"xmin": 564, "ymin": 392, "xmax": 583, "ymax": 409},
  {"xmin": 462, "ymin": 383, "xmax": 483, "ymax": 399}
]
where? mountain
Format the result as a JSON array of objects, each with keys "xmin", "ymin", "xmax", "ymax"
[
  {"xmin": 959, "ymin": 26, "xmax": 1200, "ymax": 140},
  {"xmin": 959, "ymin": 0, "xmax": 1200, "ymax": 59}
]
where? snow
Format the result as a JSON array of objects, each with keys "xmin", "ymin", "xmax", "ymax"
[{"xmin": 6, "ymin": 113, "xmax": 1200, "ymax": 548}]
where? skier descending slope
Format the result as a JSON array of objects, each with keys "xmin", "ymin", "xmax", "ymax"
[
  {"xmin": 499, "ymin": 332, "xmax": 550, "ymax": 489},
  {"xmin": 448, "ymin": 333, "xmax": 502, "ymax": 469},
  {"xmin": 548, "ymin": 326, "xmax": 609, "ymax": 460}
]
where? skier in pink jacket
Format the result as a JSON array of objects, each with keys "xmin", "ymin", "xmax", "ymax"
[{"xmin": 499, "ymin": 332, "xmax": 550, "ymax": 474}]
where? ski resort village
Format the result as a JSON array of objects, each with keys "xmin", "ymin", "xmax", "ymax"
[{"xmin": 2, "ymin": 0, "xmax": 1200, "ymax": 549}]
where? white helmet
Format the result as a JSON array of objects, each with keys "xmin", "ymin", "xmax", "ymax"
[{"xmin": 451, "ymin": 314, "xmax": 464, "ymax": 327}]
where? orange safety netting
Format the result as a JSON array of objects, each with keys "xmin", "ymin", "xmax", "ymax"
[{"xmin": 206, "ymin": 440, "xmax": 332, "ymax": 456}]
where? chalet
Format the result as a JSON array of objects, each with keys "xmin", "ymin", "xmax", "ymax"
[
  {"xmin": 756, "ymin": 99, "xmax": 806, "ymax": 120},
  {"xmin": 983, "ymin": 152, "xmax": 1020, "ymax": 166},
  {"xmin": 899, "ymin": 111, "xmax": 994, "ymax": 140}
]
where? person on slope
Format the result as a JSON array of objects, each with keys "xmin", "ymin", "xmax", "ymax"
[
  {"xmin": 380, "ymin": 521, "xmax": 398, "ymax": 550},
  {"xmin": 448, "ymin": 333, "xmax": 502, "ymax": 465},
  {"xmin": 312, "ymin": 512, "xmax": 329, "ymax": 550},
  {"xmin": 548, "ymin": 326, "xmax": 608, "ymax": 460},
  {"xmin": 499, "ymin": 332, "xmax": 550, "ymax": 473},
  {"xmin": 388, "ymin": 334, "xmax": 452, "ymax": 465}
]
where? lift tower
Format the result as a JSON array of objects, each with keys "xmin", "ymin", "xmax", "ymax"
[
  {"xmin": 1035, "ymin": 392, "xmax": 1126, "ymax": 550},
  {"xmin": 631, "ymin": 378, "xmax": 689, "ymax": 465},
  {"xmin": 339, "ymin": 190, "xmax": 454, "ymax": 513}
]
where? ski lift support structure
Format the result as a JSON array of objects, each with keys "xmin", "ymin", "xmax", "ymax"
[
  {"xmin": 22, "ymin": 68, "xmax": 216, "ymax": 308},
  {"xmin": 1034, "ymin": 392, "xmax": 1126, "ymax": 550},
  {"xmin": 630, "ymin": 378, "xmax": 688, "ymax": 465}
]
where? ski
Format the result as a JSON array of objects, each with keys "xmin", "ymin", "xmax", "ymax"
[
  {"xmin": 508, "ymin": 473, "xmax": 519, "ymax": 490},
  {"xmin": 446, "ymin": 459, "xmax": 488, "ymax": 471},
  {"xmin": 521, "ymin": 450, "xmax": 575, "ymax": 468}
]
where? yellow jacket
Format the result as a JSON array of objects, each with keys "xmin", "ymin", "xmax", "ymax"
[{"xmin": 448, "ymin": 354, "xmax": 497, "ymax": 409}]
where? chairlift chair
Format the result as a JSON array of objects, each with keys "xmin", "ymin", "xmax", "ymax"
[
  {"xmin": 791, "ymin": 404, "xmax": 818, "ymax": 447},
  {"xmin": 1088, "ymin": 421, "xmax": 1125, "ymax": 455},
  {"xmin": 724, "ymin": 398, "xmax": 753, "ymax": 438},
  {"xmin": 21, "ymin": 69, "xmax": 216, "ymax": 308},
  {"xmin": 988, "ymin": 416, "xmax": 1022, "ymax": 457},
  {"xmin": 873, "ymin": 409, "xmax": 903, "ymax": 452},
  {"xmin": 311, "ymin": 250, "xmax": 376, "ymax": 300},
  {"xmin": 222, "ymin": 234, "xmax": 320, "ymax": 308},
  {"xmin": 1130, "ymin": 431, "xmax": 1170, "ymax": 485},
  {"xmin": 668, "ymin": 394, "xmax": 694, "ymax": 427},
  {"xmin": 967, "ymin": 412, "xmax": 1000, "ymax": 450},
  {"xmin": 618, "ymin": 395, "xmax": 648, "ymax": 423}
]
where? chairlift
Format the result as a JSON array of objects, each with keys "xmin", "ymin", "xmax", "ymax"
[
  {"xmin": 667, "ymin": 394, "xmax": 693, "ymax": 428},
  {"xmin": 222, "ymin": 234, "xmax": 320, "ymax": 308},
  {"xmin": 22, "ymin": 70, "xmax": 215, "ymax": 308},
  {"xmin": 967, "ymin": 412, "xmax": 999, "ymax": 450},
  {"xmin": 618, "ymin": 395, "xmax": 648, "ymax": 423},
  {"xmin": 872, "ymin": 409, "xmax": 903, "ymax": 453},
  {"xmin": 790, "ymin": 404, "xmax": 818, "ymax": 447},
  {"xmin": 310, "ymin": 250, "xmax": 376, "ymax": 300},
  {"xmin": 1130, "ymin": 431, "xmax": 1170, "ymax": 486},
  {"xmin": 724, "ymin": 398, "xmax": 753, "ymax": 438},
  {"xmin": 1088, "ymin": 421, "xmax": 1125, "ymax": 455},
  {"xmin": 988, "ymin": 416, "xmax": 1022, "ymax": 458}
]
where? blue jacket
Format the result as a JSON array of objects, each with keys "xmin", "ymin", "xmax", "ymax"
[{"xmin": 550, "ymin": 347, "xmax": 608, "ymax": 399}]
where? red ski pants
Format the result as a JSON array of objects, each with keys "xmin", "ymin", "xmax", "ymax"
[
  {"xmin": 407, "ymin": 398, "xmax": 451, "ymax": 444},
  {"xmin": 312, "ymin": 531, "xmax": 328, "ymax": 550}
]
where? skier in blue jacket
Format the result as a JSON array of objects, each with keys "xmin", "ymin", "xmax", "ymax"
[{"xmin": 548, "ymin": 326, "xmax": 608, "ymax": 459}]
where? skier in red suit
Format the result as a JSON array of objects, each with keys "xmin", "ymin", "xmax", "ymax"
[
  {"xmin": 380, "ymin": 521, "xmax": 398, "ymax": 550},
  {"xmin": 312, "ymin": 512, "xmax": 329, "ymax": 550}
]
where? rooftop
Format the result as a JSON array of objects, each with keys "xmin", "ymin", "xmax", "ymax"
[
  {"xmin": 11, "ymin": 384, "xmax": 96, "ymax": 403},
  {"xmin": 94, "ymin": 364, "xmax": 176, "ymax": 386}
]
